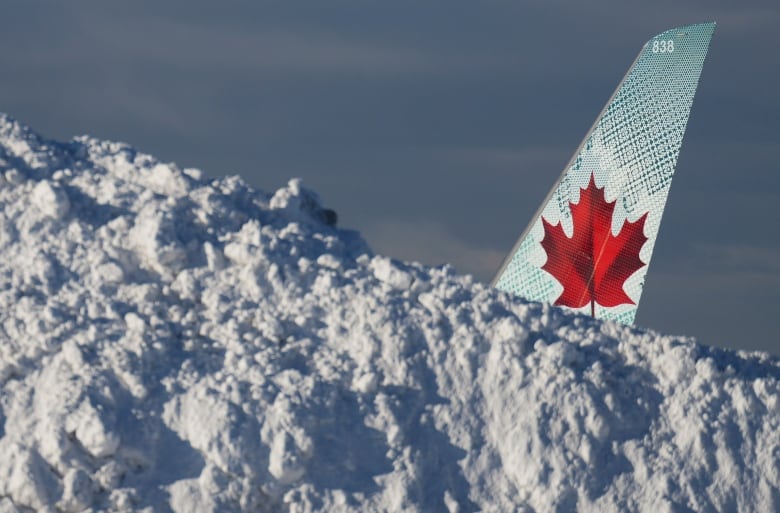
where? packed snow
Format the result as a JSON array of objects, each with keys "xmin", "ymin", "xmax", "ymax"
[{"xmin": 0, "ymin": 112, "xmax": 778, "ymax": 513}]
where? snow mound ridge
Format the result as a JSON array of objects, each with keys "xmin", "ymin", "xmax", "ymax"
[{"xmin": 0, "ymin": 112, "xmax": 778, "ymax": 513}]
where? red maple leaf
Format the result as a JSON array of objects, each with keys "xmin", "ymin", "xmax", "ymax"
[{"xmin": 540, "ymin": 174, "xmax": 648, "ymax": 317}]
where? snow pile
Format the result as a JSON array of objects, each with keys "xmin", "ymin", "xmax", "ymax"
[{"xmin": 0, "ymin": 113, "xmax": 779, "ymax": 513}]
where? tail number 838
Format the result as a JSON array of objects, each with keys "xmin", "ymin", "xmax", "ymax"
[{"xmin": 652, "ymin": 40, "xmax": 674, "ymax": 53}]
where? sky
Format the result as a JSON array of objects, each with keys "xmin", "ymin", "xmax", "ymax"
[{"xmin": 0, "ymin": 1, "xmax": 777, "ymax": 353}]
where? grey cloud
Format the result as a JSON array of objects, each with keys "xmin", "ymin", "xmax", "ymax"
[{"xmin": 366, "ymin": 219, "xmax": 505, "ymax": 281}]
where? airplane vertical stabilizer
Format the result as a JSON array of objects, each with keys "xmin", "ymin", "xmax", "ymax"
[{"xmin": 493, "ymin": 22, "xmax": 715, "ymax": 324}]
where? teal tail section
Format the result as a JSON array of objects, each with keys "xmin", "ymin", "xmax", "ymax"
[{"xmin": 492, "ymin": 22, "xmax": 715, "ymax": 324}]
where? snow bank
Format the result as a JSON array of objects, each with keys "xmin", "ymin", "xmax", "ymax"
[{"xmin": 0, "ymin": 113, "xmax": 778, "ymax": 513}]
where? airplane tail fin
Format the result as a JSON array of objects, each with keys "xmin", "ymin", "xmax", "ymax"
[{"xmin": 492, "ymin": 22, "xmax": 715, "ymax": 324}]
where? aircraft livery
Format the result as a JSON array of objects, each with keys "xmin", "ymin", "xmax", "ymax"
[{"xmin": 492, "ymin": 22, "xmax": 716, "ymax": 324}]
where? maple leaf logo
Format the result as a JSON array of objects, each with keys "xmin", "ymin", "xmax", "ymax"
[{"xmin": 540, "ymin": 174, "xmax": 648, "ymax": 317}]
